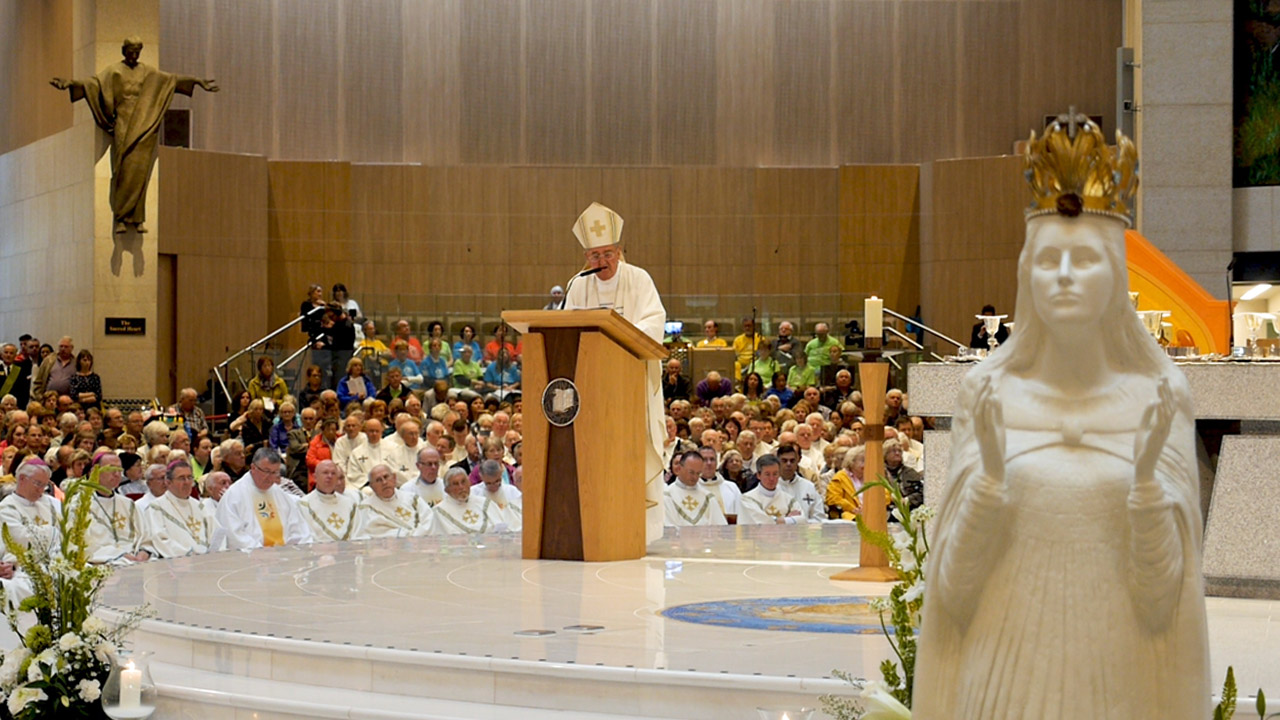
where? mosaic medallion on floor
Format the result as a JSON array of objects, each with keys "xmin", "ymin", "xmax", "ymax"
[{"xmin": 661, "ymin": 596, "xmax": 899, "ymax": 635}]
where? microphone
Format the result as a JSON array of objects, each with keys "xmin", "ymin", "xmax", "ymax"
[{"xmin": 561, "ymin": 266, "xmax": 607, "ymax": 308}]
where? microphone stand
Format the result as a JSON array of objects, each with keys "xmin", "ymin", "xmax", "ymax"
[
  {"xmin": 746, "ymin": 305, "xmax": 757, "ymax": 393},
  {"xmin": 562, "ymin": 265, "xmax": 606, "ymax": 307}
]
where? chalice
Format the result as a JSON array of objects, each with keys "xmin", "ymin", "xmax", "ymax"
[
  {"xmin": 1137, "ymin": 310, "xmax": 1170, "ymax": 342},
  {"xmin": 976, "ymin": 314, "xmax": 1008, "ymax": 353}
]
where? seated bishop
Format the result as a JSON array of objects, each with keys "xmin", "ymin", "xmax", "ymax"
[
  {"xmin": 429, "ymin": 467, "xmax": 504, "ymax": 535},
  {"xmin": 215, "ymin": 449, "xmax": 313, "ymax": 550},
  {"xmin": 299, "ymin": 460, "xmax": 360, "ymax": 543},
  {"xmin": 663, "ymin": 450, "xmax": 727, "ymax": 527},
  {"xmin": 739, "ymin": 455, "xmax": 804, "ymax": 525},
  {"xmin": 409, "ymin": 447, "xmax": 446, "ymax": 507},
  {"xmin": 354, "ymin": 463, "xmax": 433, "ymax": 539},
  {"xmin": 143, "ymin": 460, "xmax": 213, "ymax": 558},
  {"xmin": 65, "ymin": 452, "xmax": 150, "ymax": 565},
  {"xmin": 0, "ymin": 459, "xmax": 58, "ymax": 611},
  {"xmin": 470, "ymin": 460, "xmax": 521, "ymax": 532}
]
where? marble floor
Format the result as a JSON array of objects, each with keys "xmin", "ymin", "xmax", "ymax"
[{"xmin": 97, "ymin": 524, "xmax": 1280, "ymax": 718}]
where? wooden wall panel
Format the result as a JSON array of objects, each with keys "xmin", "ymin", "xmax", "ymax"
[
  {"xmin": 163, "ymin": 0, "xmax": 1120, "ymax": 167},
  {"xmin": 0, "ymin": 0, "xmax": 73, "ymax": 156},
  {"xmin": 840, "ymin": 165, "xmax": 921, "ymax": 323},
  {"xmin": 158, "ymin": 148, "xmax": 269, "ymax": 395},
  {"xmin": 919, "ymin": 155, "xmax": 1024, "ymax": 350}
]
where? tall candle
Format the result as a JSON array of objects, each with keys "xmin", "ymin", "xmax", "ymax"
[
  {"xmin": 120, "ymin": 662, "xmax": 141, "ymax": 710},
  {"xmin": 865, "ymin": 296, "xmax": 883, "ymax": 339}
]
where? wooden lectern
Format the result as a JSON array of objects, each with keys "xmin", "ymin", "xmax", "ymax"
[{"xmin": 503, "ymin": 309, "xmax": 668, "ymax": 562}]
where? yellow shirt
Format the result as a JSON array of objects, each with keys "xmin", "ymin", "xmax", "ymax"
[
  {"xmin": 732, "ymin": 333, "xmax": 765, "ymax": 379},
  {"xmin": 825, "ymin": 470, "xmax": 861, "ymax": 521},
  {"xmin": 253, "ymin": 491, "xmax": 285, "ymax": 547},
  {"xmin": 695, "ymin": 338, "xmax": 728, "ymax": 348}
]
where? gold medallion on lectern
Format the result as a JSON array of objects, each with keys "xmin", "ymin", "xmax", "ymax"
[{"xmin": 542, "ymin": 378, "xmax": 580, "ymax": 427}]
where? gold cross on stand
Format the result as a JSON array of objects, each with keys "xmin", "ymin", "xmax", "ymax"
[
  {"xmin": 590, "ymin": 219, "xmax": 607, "ymax": 237},
  {"xmin": 326, "ymin": 512, "xmax": 344, "ymax": 528},
  {"xmin": 1056, "ymin": 105, "xmax": 1089, "ymax": 139}
]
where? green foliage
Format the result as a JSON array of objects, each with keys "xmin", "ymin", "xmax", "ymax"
[{"xmin": 1218, "ymin": 666, "xmax": 1237, "ymax": 720}]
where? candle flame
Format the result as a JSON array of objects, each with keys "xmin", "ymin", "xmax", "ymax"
[{"xmin": 125, "ymin": 660, "xmax": 135, "ymax": 670}]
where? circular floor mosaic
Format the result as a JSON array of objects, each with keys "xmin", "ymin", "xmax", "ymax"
[{"xmin": 661, "ymin": 596, "xmax": 899, "ymax": 635}]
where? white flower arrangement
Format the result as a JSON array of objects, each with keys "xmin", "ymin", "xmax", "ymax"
[
  {"xmin": 0, "ymin": 468, "xmax": 149, "ymax": 719},
  {"xmin": 821, "ymin": 473, "xmax": 930, "ymax": 720}
]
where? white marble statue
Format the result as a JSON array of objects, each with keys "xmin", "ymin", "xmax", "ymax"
[{"xmin": 914, "ymin": 116, "xmax": 1210, "ymax": 720}]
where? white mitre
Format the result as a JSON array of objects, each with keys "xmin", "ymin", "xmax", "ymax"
[{"xmin": 572, "ymin": 202, "xmax": 623, "ymax": 250}]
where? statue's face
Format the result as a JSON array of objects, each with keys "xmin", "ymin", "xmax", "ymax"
[
  {"xmin": 1027, "ymin": 216, "xmax": 1119, "ymax": 327},
  {"xmin": 122, "ymin": 43, "xmax": 142, "ymax": 65}
]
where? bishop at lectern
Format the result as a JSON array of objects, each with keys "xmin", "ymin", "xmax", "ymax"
[{"xmin": 564, "ymin": 202, "xmax": 668, "ymax": 544}]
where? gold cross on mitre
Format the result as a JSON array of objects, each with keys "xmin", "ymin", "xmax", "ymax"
[
  {"xmin": 572, "ymin": 202, "xmax": 623, "ymax": 250},
  {"xmin": 462, "ymin": 509, "xmax": 479, "ymax": 524},
  {"xmin": 326, "ymin": 512, "xmax": 344, "ymax": 528},
  {"xmin": 681, "ymin": 495, "xmax": 701, "ymax": 512}
]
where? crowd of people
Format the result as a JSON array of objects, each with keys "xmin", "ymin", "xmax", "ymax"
[{"xmin": 0, "ymin": 288, "xmax": 930, "ymax": 605}]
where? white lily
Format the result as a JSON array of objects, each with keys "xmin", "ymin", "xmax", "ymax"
[
  {"xmin": 859, "ymin": 680, "xmax": 912, "ymax": 720},
  {"xmin": 902, "ymin": 581, "xmax": 925, "ymax": 604}
]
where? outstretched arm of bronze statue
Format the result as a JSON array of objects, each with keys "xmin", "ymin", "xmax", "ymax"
[
  {"xmin": 175, "ymin": 76, "xmax": 220, "ymax": 96},
  {"xmin": 197, "ymin": 78, "xmax": 219, "ymax": 92}
]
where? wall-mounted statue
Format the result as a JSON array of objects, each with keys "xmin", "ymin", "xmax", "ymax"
[
  {"xmin": 913, "ymin": 112, "xmax": 1210, "ymax": 719},
  {"xmin": 51, "ymin": 36, "xmax": 218, "ymax": 234}
]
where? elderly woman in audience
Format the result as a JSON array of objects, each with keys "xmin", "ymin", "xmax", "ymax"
[
  {"xmin": 170, "ymin": 428, "xmax": 191, "ymax": 454},
  {"xmin": 69, "ymin": 349, "xmax": 103, "ymax": 411},
  {"xmin": 883, "ymin": 437, "xmax": 924, "ymax": 509},
  {"xmin": 825, "ymin": 444, "xmax": 865, "ymax": 520},
  {"xmin": 718, "ymin": 448, "xmax": 755, "ymax": 493},
  {"xmin": 146, "ymin": 444, "xmax": 171, "ymax": 468},
  {"xmin": 336, "ymin": 357, "xmax": 376, "ymax": 408},
  {"xmin": 270, "ymin": 401, "xmax": 299, "ymax": 453},
  {"xmin": 247, "ymin": 357, "xmax": 288, "ymax": 408},
  {"xmin": 234, "ymin": 399, "xmax": 272, "ymax": 455},
  {"xmin": 468, "ymin": 435, "xmax": 514, "ymax": 485},
  {"xmin": 218, "ymin": 438, "xmax": 248, "ymax": 480}
]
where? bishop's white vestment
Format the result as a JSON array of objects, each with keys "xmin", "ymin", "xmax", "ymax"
[
  {"xmin": 428, "ymin": 494, "xmax": 503, "ymax": 535},
  {"xmin": 298, "ymin": 489, "xmax": 360, "ymax": 542},
  {"xmin": 470, "ymin": 483, "xmax": 521, "ymax": 532},
  {"xmin": 410, "ymin": 476, "xmax": 445, "ymax": 507},
  {"xmin": 565, "ymin": 260, "xmax": 666, "ymax": 544},
  {"xmin": 216, "ymin": 474, "xmax": 313, "ymax": 549},
  {"xmin": 66, "ymin": 491, "xmax": 145, "ymax": 564},
  {"xmin": 143, "ymin": 493, "xmax": 212, "ymax": 558},
  {"xmin": 739, "ymin": 486, "xmax": 803, "ymax": 525},
  {"xmin": 354, "ymin": 488, "xmax": 432, "ymax": 539}
]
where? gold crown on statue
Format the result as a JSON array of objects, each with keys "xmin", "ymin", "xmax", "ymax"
[{"xmin": 1024, "ymin": 108, "xmax": 1138, "ymax": 226}]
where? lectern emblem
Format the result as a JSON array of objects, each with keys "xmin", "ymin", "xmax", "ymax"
[{"xmin": 542, "ymin": 378, "xmax": 580, "ymax": 427}]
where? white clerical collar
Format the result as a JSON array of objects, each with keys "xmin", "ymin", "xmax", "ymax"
[
  {"xmin": 444, "ymin": 494, "xmax": 469, "ymax": 507},
  {"xmin": 417, "ymin": 477, "xmax": 438, "ymax": 487},
  {"xmin": 700, "ymin": 477, "xmax": 721, "ymax": 486},
  {"xmin": 757, "ymin": 486, "xmax": 777, "ymax": 498},
  {"xmin": 313, "ymin": 491, "xmax": 340, "ymax": 503}
]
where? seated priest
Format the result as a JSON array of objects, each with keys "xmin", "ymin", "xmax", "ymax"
[
  {"xmin": 471, "ymin": 459, "xmax": 521, "ymax": 532},
  {"xmin": 696, "ymin": 445, "xmax": 741, "ymax": 524},
  {"xmin": 66, "ymin": 451, "xmax": 150, "ymax": 564},
  {"xmin": 346, "ymin": 418, "xmax": 389, "ymax": 493},
  {"xmin": 410, "ymin": 446, "xmax": 446, "ymax": 507},
  {"xmin": 354, "ymin": 463, "xmax": 433, "ymax": 539},
  {"xmin": 200, "ymin": 470, "xmax": 231, "ymax": 552},
  {"xmin": 739, "ymin": 455, "xmax": 805, "ymax": 525},
  {"xmin": 134, "ymin": 463, "xmax": 169, "ymax": 513},
  {"xmin": 428, "ymin": 467, "xmax": 504, "ymax": 535},
  {"xmin": 216, "ymin": 448, "xmax": 312, "ymax": 549},
  {"xmin": 384, "ymin": 418, "xmax": 425, "ymax": 487},
  {"xmin": 299, "ymin": 460, "xmax": 360, "ymax": 543},
  {"xmin": 775, "ymin": 444, "xmax": 825, "ymax": 523},
  {"xmin": 143, "ymin": 459, "xmax": 213, "ymax": 558},
  {"xmin": 662, "ymin": 450, "xmax": 727, "ymax": 527}
]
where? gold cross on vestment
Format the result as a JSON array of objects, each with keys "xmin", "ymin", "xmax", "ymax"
[
  {"xmin": 394, "ymin": 506, "xmax": 412, "ymax": 520},
  {"xmin": 185, "ymin": 516, "xmax": 204, "ymax": 536},
  {"xmin": 766, "ymin": 506, "xmax": 783, "ymax": 518},
  {"xmin": 590, "ymin": 219, "xmax": 607, "ymax": 238},
  {"xmin": 113, "ymin": 513, "xmax": 128, "ymax": 531},
  {"xmin": 33, "ymin": 515, "xmax": 48, "ymax": 526},
  {"xmin": 681, "ymin": 495, "xmax": 700, "ymax": 512},
  {"xmin": 463, "ymin": 509, "xmax": 479, "ymax": 524},
  {"xmin": 326, "ymin": 512, "xmax": 344, "ymax": 528}
]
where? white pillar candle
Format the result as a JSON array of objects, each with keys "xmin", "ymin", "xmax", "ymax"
[
  {"xmin": 865, "ymin": 296, "xmax": 883, "ymax": 339},
  {"xmin": 120, "ymin": 662, "xmax": 142, "ymax": 710}
]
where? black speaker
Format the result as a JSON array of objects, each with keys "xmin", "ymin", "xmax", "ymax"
[{"xmin": 162, "ymin": 108, "xmax": 191, "ymax": 148}]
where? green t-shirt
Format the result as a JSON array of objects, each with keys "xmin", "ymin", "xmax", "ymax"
[
  {"xmin": 747, "ymin": 357, "xmax": 780, "ymax": 386},
  {"xmin": 452, "ymin": 359, "xmax": 483, "ymax": 387},
  {"xmin": 787, "ymin": 364, "xmax": 817, "ymax": 390},
  {"xmin": 805, "ymin": 336, "xmax": 843, "ymax": 367}
]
